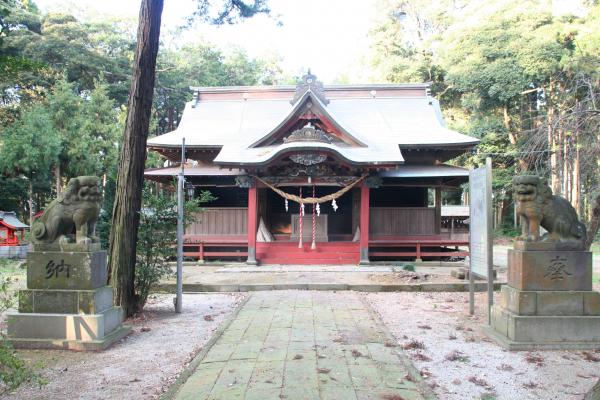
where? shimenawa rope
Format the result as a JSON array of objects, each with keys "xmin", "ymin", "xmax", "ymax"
[{"xmin": 252, "ymin": 174, "xmax": 368, "ymax": 205}]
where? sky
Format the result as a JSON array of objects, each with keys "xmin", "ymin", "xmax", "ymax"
[
  {"xmin": 34, "ymin": 0, "xmax": 378, "ymax": 83},
  {"xmin": 33, "ymin": 0, "xmax": 587, "ymax": 83}
]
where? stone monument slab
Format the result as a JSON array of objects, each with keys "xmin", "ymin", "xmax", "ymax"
[
  {"xmin": 27, "ymin": 250, "xmax": 108, "ymax": 290},
  {"xmin": 507, "ymin": 249, "xmax": 592, "ymax": 291}
]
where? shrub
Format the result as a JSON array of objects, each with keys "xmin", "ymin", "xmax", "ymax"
[
  {"xmin": 133, "ymin": 185, "xmax": 213, "ymax": 312},
  {"xmin": 402, "ymin": 264, "xmax": 415, "ymax": 272},
  {"xmin": 0, "ymin": 275, "xmax": 44, "ymax": 393}
]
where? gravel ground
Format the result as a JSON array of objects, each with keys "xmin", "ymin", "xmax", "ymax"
[
  {"xmin": 365, "ymin": 292, "xmax": 600, "ymax": 400},
  {"xmin": 1, "ymin": 293, "xmax": 246, "ymax": 400}
]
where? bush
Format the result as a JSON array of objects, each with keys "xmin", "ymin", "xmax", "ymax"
[
  {"xmin": 495, "ymin": 223, "xmax": 519, "ymax": 238},
  {"xmin": 0, "ymin": 275, "xmax": 44, "ymax": 393},
  {"xmin": 133, "ymin": 185, "xmax": 213, "ymax": 312},
  {"xmin": 402, "ymin": 264, "xmax": 416, "ymax": 272}
]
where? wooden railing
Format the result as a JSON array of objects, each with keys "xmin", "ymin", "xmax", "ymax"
[
  {"xmin": 185, "ymin": 207, "xmax": 248, "ymax": 236},
  {"xmin": 184, "ymin": 208, "xmax": 248, "ymax": 261},
  {"xmin": 369, "ymin": 207, "xmax": 436, "ymax": 235}
]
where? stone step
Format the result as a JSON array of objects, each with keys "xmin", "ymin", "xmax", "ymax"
[
  {"xmin": 490, "ymin": 305, "xmax": 600, "ymax": 349},
  {"xmin": 7, "ymin": 306, "xmax": 124, "ymax": 341},
  {"xmin": 18, "ymin": 286, "xmax": 113, "ymax": 315}
]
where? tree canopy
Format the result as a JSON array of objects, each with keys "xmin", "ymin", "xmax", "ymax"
[
  {"xmin": 370, "ymin": 0, "xmax": 600, "ymax": 232},
  {"xmin": 0, "ymin": 0, "xmax": 281, "ymax": 223}
]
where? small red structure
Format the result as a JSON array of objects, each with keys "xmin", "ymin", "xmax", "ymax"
[{"xmin": 0, "ymin": 211, "xmax": 28, "ymax": 246}]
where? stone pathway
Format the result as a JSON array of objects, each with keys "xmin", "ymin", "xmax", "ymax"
[{"xmin": 173, "ymin": 291, "xmax": 431, "ymax": 400}]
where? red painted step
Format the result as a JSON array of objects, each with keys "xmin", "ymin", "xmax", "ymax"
[{"xmin": 256, "ymin": 242, "xmax": 360, "ymax": 264}]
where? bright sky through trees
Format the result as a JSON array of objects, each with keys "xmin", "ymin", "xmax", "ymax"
[{"xmin": 35, "ymin": 0, "xmax": 377, "ymax": 83}]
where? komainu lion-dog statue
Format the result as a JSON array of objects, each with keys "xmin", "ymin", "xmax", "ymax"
[
  {"xmin": 513, "ymin": 175, "xmax": 586, "ymax": 246},
  {"xmin": 31, "ymin": 176, "xmax": 102, "ymax": 245}
]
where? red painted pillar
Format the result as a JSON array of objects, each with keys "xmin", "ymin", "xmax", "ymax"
[
  {"xmin": 359, "ymin": 184, "xmax": 370, "ymax": 264},
  {"xmin": 247, "ymin": 186, "xmax": 258, "ymax": 265}
]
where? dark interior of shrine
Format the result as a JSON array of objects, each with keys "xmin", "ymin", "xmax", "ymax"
[{"xmin": 194, "ymin": 185, "xmax": 433, "ymax": 241}]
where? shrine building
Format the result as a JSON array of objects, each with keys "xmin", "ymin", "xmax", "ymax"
[{"xmin": 144, "ymin": 73, "xmax": 479, "ymax": 265}]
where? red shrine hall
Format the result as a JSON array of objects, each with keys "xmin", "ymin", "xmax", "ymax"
[{"xmin": 144, "ymin": 73, "xmax": 479, "ymax": 265}]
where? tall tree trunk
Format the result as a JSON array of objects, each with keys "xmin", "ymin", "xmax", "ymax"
[
  {"xmin": 503, "ymin": 105, "xmax": 526, "ymax": 170},
  {"xmin": 572, "ymin": 109, "xmax": 580, "ymax": 212},
  {"xmin": 168, "ymin": 106, "xmax": 175, "ymax": 131},
  {"xmin": 546, "ymin": 81, "xmax": 560, "ymax": 193},
  {"xmin": 563, "ymin": 137, "xmax": 570, "ymax": 201},
  {"xmin": 55, "ymin": 164, "xmax": 61, "ymax": 194},
  {"xmin": 108, "ymin": 0, "xmax": 163, "ymax": 317},
  {"xmin": 28, "ymin": 178, "xmax": 34, "ymax": 225},
  {"xmin": 585, "ymin": 194, "xmax": 600, "ymax": 251}
]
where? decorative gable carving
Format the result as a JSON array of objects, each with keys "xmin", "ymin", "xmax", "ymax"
[
  {"xmin": 290, "ymin": 70, "xmax": 329, "ymax": 106},
  {"xmin": 284, "ymin": 123, "xmax": 331, "ymax": 144}
]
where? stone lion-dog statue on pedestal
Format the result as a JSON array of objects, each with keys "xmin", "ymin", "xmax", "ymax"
[
  {"xmin": 31, "ymin": 176, "xmax": 102, "ymax": 245},
  {"xmin": 513, "ymin": 175, "xmax": 586, "ymax": 246}
]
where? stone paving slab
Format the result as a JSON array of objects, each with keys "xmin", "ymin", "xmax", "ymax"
[{"xmin": 172, "ymin": 291, "xmax": 433, "ymax": 400}]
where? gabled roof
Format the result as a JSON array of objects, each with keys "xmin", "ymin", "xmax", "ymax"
[
  {"xmin": 146, "ymin": 82, "xmax": 479, "ymax": 151},
  {"xmin": 249, "ymin": 90, "xmax": 367, "ymax": 148},
  {"xmin": 212, "ymin": 87, "xmax": 405, "ymax": 166},
  {"xmin": 0, "ymin": 211, "xmax": 28, "ymax": 229},
  {"xmin": 213, "ymin": 140, "xmax": 404, "ymax": 166}
]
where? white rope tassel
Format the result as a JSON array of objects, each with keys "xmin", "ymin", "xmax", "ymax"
[
  {"xmin": 316, "ymin": 203, "xmax": 320, "ymax": 216},
  {"xmin": 311, "ymin": 185, "xmax": 316, "ymax": 250},
  {"xmin": 332, "ymin": 198, "xmax": 338, "ymax": 212},
  {"xmin": 298, "ymin": 187, "xmax": 303, "ymax": 248},
  {"xmin": 285, "ymin": 198, "xmax": 288, "ymax": 212}
]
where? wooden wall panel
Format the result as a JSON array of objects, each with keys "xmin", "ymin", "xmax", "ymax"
[
  {"xmin": 186, "ymin": 208, "xmax": 248, "ymax": 236},
  {"xmin": 369, "ymin": 207, "xmax": 436, "ymax": 235}
]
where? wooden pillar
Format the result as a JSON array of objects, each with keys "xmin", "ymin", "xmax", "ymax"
[
  {"xmin": 247, "ymin": 186, "xmax": 258, "ymax": 265},
  {"xmin": 359, "ymin": 184, "xmax": 370, "ymax": 265},
  {"xmin": 434, "ymin": 187, "xmax": 442, "ymax": 234}
]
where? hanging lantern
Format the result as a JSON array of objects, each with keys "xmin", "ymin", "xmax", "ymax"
[{"xmin": 332, "ymin": 198, "xmax": 338, "ymax": 212}]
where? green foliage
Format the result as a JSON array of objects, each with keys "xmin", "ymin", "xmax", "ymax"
[
  {"xmin": 494, "ymin": 224, "xmax": 520, "ymax": 238},
  {"xmin": 152, "ymin": 43, "xmax": 286, "ymax": 136},
  {"xmin": 0, "ymin": 102, "xmax": 61, "ymax": 180},
  {"xmin": 402, "ymin": 264, "xmax": 415, "ymax": 272},
  {"xmin": 133, "ymin": 185, "xmax": 213, "ymax": 312},
  {"xmin": 187, "ymin": 0, "xmax": 271, "ymax": 25},
  {"xmin": 0, "ymin": 274, "xmax": 43, "ymax": 393},
  {"xmin": 47, "ymin": 77, "xmax": 121, "ymax": 179},
  {"xmin": 370, "ymin": 0, "xmax": 600, "ymax": 228}
]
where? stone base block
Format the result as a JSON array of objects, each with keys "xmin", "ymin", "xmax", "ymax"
[
  {"xmin": 7, "ymin": 306, "xmax": 124, "ymax": 342},
  {"xmin": 489, "ymin": 304, "xmax": 600, "ymax": 350},
  {"xmin": 499, "ymin": 285, "xmax": 600, "ymax": 316},
  {"xmin": 507, "ymin": 249, "xmax": 592, "ymax": 291},
  {"xmin": 513, "ymin": 240, "xmax": 584, "ymax": 251},
  {"xmin": 18, "ymin": 286, "xmax": 113, "ymax": 314},
  {"xmin": 7, "ymin": 325, "xmax": 131, "ymax": 351},
  {"xmin": 27, "ymin": 250, "xmax": 108, "ymax": 290}
]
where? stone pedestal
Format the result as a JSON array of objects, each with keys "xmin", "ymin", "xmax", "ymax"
[
  {"xmin": 6, "ymin": 248, "xmax": 131, "ymax": 351},
  {"xmin": 488, "ymin": 245, "xmax": 600, "ymax": 350}
]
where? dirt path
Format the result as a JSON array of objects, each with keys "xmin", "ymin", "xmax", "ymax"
[
  {"xmin": 1, "ymin": 293, "xmax": 245, "ymax": 400},
  {"xmin": 365, "ymin": 292, "xmax": 600, "ymax": 400}
]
